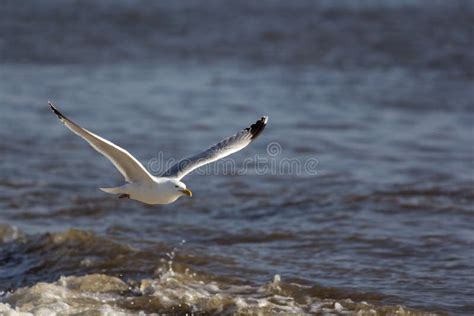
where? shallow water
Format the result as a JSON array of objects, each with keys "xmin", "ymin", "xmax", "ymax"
[{"xmin": 0, "ymin": 1, "xmax": 473, "ymax": 315}]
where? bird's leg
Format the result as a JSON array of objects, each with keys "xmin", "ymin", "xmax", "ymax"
[{"xmin": 118, "ymin": 194, "xmax": 130, "ymax": 199}]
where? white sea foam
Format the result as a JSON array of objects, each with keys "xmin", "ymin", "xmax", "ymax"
[{"xmin": 0, "ymin": 270, "xmax": 424, "ymax": 315}]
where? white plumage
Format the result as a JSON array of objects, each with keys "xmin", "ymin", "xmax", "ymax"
[{"xmin": 49, "ymin": 102, "xmax": 268, "ymax": 205}]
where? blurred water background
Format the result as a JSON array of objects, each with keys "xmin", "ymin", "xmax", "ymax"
[{"xmin": 0, "ymin": 0, "xmax": 473, "ymax": 314}]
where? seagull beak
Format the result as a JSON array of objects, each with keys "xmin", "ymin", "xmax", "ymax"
[{"xmin": 181, "ymin": 188, "xmax": 192, "ymax": 197}]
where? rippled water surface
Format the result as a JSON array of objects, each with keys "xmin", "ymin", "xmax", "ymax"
[{"xmin": 0, "ymin": 1, "xmax": 473, "ymax": 315}]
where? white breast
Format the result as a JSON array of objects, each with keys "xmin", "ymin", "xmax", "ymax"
[{"xmin": 124, "ymin": 182, "xmax": 180, "ymax": 205}]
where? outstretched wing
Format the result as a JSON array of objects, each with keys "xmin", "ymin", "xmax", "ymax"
[
  {"xmin": 49, "ymin": 102, "xmax": 154, "ymax": 183},
  {"xmin": 161, "ymin": 116, "xmax": 268, "ymax": 180}
]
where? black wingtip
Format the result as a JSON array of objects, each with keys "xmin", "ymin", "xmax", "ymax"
[
  {"xmin": 48, "ymin": 101, "xmax": 64, "ymax": 120},
  {"xmin": 249, "ymin": 116, "xmax": 268, "ymax": 140}
]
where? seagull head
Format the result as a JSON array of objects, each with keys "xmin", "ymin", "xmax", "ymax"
[{"xmin": 169, "ymin": 179, "xmax": 192, "ymax": 198}]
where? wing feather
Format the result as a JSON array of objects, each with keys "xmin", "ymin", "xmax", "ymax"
[
  {"xmin": 161, "ymin": 116, "xmax": 268, "ymax": 180},
  {"xmin": 49, "ymin": 102, "xmax": 154, "ymax": 183}
]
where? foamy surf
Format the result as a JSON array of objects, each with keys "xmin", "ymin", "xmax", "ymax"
[
  {"xmin": 0, "ymin": 226, "xmax": 441, "ymax": 315},
  {"xmin": 0, "ymin": 270, "xmax": 431, "ymax": 315}
]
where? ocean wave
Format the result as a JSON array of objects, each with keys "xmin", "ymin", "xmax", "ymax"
[
  {"xmin": 0, "ymin": 272, "xmax": 430, "ymax": 315},
  {"xmin": 0, "ymin": 227, "xmax": 438, "ymax": 315}
]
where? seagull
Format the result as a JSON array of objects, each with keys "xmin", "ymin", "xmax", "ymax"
[{"xmin": 49, "ymin": 102, "xmax": 268, "ymax": 205}]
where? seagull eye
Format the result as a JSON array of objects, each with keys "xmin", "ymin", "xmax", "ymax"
[{"xmin": 175, "ymin": 185, "xmax": 179, "ymax": 188}]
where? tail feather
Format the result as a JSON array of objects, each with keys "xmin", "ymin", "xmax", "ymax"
[{"xmin": 100, "ymin": 187, "xmax": 122, "ymax": 194}]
